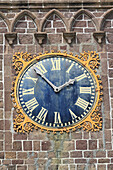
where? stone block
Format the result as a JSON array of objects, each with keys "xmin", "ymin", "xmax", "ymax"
[
  {"xmin": 70, "ymin": 151, "xmax": 82, "ymax": 158},
  {"xmin": 13, "ymin": 141, "xmax": 22, "ymax": 151},
  {"xmin": 23, "ymin": 141, "xmax": 32, "ymax": 151},
  {"xmin": 33, "ymin": 141, "xmax": 40, "ymax": 151},
  {"xmin": 19, "ymin": 34, "xmax": 33, "ymax": 44},
  {"xmin": 89, "ymin": 140, "xmax": 97, "ymax": 150},
  {"xmin": 107, "ymin": 34, "xmax": 113, "ymax": 43},
  {"xmin": 42, "ymin": 141, "xmax": 51, "ymax": 151},
  {"xmin": 108, "ymin": 164, "xmax": 113, "ymax": 170},
  {"xmin": 96, "ymin": 151, "xmax": 106, "ymax": 158},
  {"xmin": 84, "ymin": 151, "xmax": 94, "ymax": 158},
  {"xmin": 28, "ymin": 130, "xmax": 47, "ymax": 140},
  {"xmin": 17, "ymin": 166, "xmax": 27, "ymax": 170},
  {"xmin": 75, "ymin": 159, "xmax": 87, "ymax": 163},
  {"xmin": 98, "ymin": 158, "xmax": 110, "ymax": 163},
  {"xmin": 77, "ymin": 34, "xmax": 91, "ymax": 43},
  {"xmin": 48, "ymin": 34, "xmax": 62, "ymax": 44},
  {"xmin": 5, "ymin": 152, "xmax": 16, "ymax": 159},
  {"xmin": 97, "ymin": 165, "xmax": 106, "ymax": 170},
  {"xmin": 15, "ymin": 22, "xmax": 27, "ymax": 28},
  {"xmin": 14, "ymin": 133, "xmax": 27, "ymax": 140},
  {"xmin": 63, "ymin": 159, "xmax": 74, "ymax": 164},
  {"xmin": 73, "ymin": 21, "xmax": 87, "ymax": 27},
  {"xmin": 63, "ymin": 141, "xmax": 75, "ymax": 151},
  {"xmin": 76, "ymin": 140, "xmax": 87, "ymax": 150},
  {"xmin": 17, "ymin": 152, "xmax": 27, "ymax": 159},
  {"xmin": 12, "ymin": 160, "xmax": 23, "ymax": 164}
]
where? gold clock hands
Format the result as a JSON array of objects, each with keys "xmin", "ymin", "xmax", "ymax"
[{"xmin": 34, "ymin": 68, "xmax": 59, "ymax": 92}]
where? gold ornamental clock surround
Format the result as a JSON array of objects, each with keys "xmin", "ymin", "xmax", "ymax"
[{"xmin": 11, "ymin": 51, "xmax": 103, "ymax": 134}]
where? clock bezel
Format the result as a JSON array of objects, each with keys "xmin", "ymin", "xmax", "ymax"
[{"xmin": 11, "ymin": 51, "xmax": 103, "ymax": 134}]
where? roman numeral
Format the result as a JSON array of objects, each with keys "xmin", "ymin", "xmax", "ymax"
[
  {"xmin": 80, "ymin": 87, "xmax": 91, "ymax": 94},
  {"xmin": 36, "ymin": 63, "xmax": 47, "ymax": 74},
  {"xmin": 54, "ymin": 112, "xmax": 62, "ymax": 124},
  {"xmin": 51, "ymin": 58, "xmax": 61, "ymax": 70},
  {"xmin": 25, "ymin": 97, "xmax": 39, "ymax": 112},
  {"xmin": 25, "ymin": 73, "xmax": 37, "ymax": 83},
  {"xmin": 76, "ymin": 73, "xmax": 87, "ymax": 81},
  {"xmin": 36, "ymin": 107, "xmax": 48, "ymax": 123},
  {"xmin": 75, "ymin": 97, "xmax": 89, "ymax": 110},
  {"xmin": 66, "ymin": 62, "xmax": 74, "ymax": 73},
  {"xmin": 69, "ymin": 109, "xmax": 77, "ymax": 120},
  {"xmin": 23, "ymin": 87, "xmax": 34, "ymax": 95}
]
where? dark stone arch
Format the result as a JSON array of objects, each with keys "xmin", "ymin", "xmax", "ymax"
[
  {"xmin": 69, "ymin": 9, "xmax": 99, "ymax": 31},
  {"xmin": 0, "ymin": 11, "xmax": 10, "ymax": 31},
  {"xmin": 100, "ymin": 8, "xmax": 113, "ymax": 31},
  {"xmin": 40, "ymin": 9, "xmax": 68, "ymax": 32},
  {"xmin": 11, "ymin": 10, "xmax": 39, "ymax": 32}
]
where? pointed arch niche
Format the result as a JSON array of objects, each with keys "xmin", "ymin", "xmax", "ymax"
[
  {"xmin": 41, "ymin": 9, "xmax": 67, "ymax": 45},
  {"xmin": 11, "ymin": 10, "xmax": 39, "ymax": 32},
  {"xmin": 70, "ymin": 9, "xmax": 97, "ymax": 44}
]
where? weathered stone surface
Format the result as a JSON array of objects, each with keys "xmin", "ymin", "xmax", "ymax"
[
  {"xmin": 77, "ymin": 34, "xmax": 91, "ymax": 43},
  {"xmin": 19, "ymin": 34, "xmax": 33, "ymax": 44},
  {"xmin": 107, "ymin": 34, "xmax": 113, "ymax": 43},
  {"xmin": 63, "ymin": 141, "xmax": 75, "ymax": 151},
  {"xmin": 33, "ymin": 141, "xmax": 40, "ymax": 151},
  {"xmin": 42, "ymin": 141, "xmax": 51, "ymax": 151},
  {"xmin": 5, "ymin": 152, "xmax": 16, "ymax": 159},
  {"xmin": 13, "ymin": 141, "xmax": 22, "ymax": 151},
  {"xmin": 76, "ymin": 140, "xmax": 87, "ymax": 150},
  {"xmin": 70, "ymin": 151, "xmax": 82, "ymax": 158},
  {"xmin": 89, "ymin": 140, "xmax": 97, "ymax": 150},
  {"xmin": 23, "ymin": 141, "xmax": 32, "ymax": 151}
]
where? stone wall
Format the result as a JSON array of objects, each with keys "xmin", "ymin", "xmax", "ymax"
[{"xmin": 0, "ymin": 1, "xmax": 113, "ymax": 170}]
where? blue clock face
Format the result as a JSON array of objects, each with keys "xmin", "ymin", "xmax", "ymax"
[{"xmin": 17, "ymin": 55, "xmax": 96, "ymax": 129}]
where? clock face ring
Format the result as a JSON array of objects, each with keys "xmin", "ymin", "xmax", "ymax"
[{"xmin": 14, "ymin": 52, "xmax": 100, "ymax": 132}]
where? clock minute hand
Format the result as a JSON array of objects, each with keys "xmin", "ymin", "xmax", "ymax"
[{"xmin": 34, "ymin": 68, "xmax": 58, "ymax": 92}]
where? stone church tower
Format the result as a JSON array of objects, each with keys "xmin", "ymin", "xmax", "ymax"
[{"xmin": 0, "ymin": 0, "xmax": 113, "ymax": 169}]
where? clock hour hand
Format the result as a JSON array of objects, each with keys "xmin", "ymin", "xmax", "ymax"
[
  {"xmin": 56, "ymin": 78, "xmax": 76, "ymax": 92},
  {"xmin": 57, "ymin": 73, "xmax": 87, "ymax": 92},
  {"xmin": 34, "ymin": 68, "xmax": 59, "ymax": 92}
]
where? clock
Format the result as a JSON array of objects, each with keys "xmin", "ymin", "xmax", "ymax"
[{"xmin": 11, "ymin": 51, "xmax": 102, "ymax": 133}]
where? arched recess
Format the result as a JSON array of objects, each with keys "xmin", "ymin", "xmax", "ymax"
[
  {"xmin": 69, "ymin": 9, "xmax": 99, "ymax": 31},
  {"xmin": 0, "ymin": 11, "xmax": 10, "ymax": 31},
  {"xmin": 40, "ymin": 9, "xmax": 69, "ymax": 32},
  {"xmin": 100, "ymin": 8, "xmax": 113, "ymax": 31},
  {"xmin": 11, "ymin": 10, "xmax": 39, "ymax": 32}
]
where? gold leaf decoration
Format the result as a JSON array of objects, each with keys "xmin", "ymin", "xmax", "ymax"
[
  {"xmin": 12, "ymin": 52, "xmax": 34, "ymax": 73},
  {"xmin": 24, "ymin": 123, "xmax": 34, "ymax": 133},
  {"xmin": 79, "ymin": 51, "xmax": 100, "ymax": 70}
]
